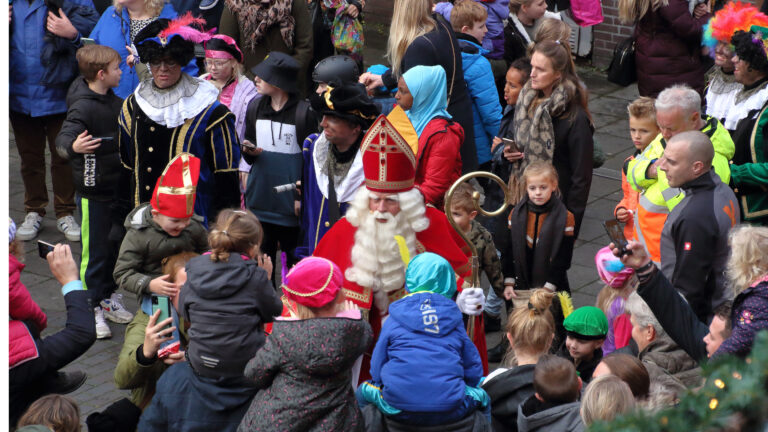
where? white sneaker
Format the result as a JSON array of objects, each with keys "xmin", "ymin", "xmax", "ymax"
[
  {"xmin": 94, "ymin": 307, "xmax": 112, "ymax": 339},
  {"xmin": 57, "ymin": 215, "xmax": 80, "ymax": 242},
  {"xmin": 100, "ymin": 293, "xmax": 134, "ymax": 324},
  {"xmin": 16, "ymin": 212, "xmax": 43, "ymax": 241}
]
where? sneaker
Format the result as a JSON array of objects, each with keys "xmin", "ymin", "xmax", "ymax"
[
  {"xmin": 94, "ymin": 307, "xmax": 112, "ymax": 339},
  {"xmin": 198, "ymin": 0, "xmax": 219, "ymax": 10},
  {"xmin": 101, "ymin": 293, "xmax": 134, "ymax": 324},
  {"xmin": 47, "ymin": 370, "xmax": 87, "ymax": 395},
  {"xmin": 16, "ymin": 212, "xmax": 43, "ymax": 241},
  {"xmin": 57, "ymin": 215, "xmax": 81, "ymax": 242}
]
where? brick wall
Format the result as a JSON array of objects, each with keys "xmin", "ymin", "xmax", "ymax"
[{"xmin": 591, "ymin": 0, "xmax": 634, "ymax": 69}]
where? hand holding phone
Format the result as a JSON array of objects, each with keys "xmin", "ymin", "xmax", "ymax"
[
  {"xmin": 502, "ymin": 138, "xmax": 519, "ymax": 153},
  {"xmin": 603, "ymin": 219, "xmax": 632, "ymax": 256},
  {"xmin": 38, "ymin": 240, "xmax": 55, "ymax": 259}
]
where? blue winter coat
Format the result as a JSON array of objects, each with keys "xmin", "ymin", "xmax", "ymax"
[
  {"xmin": 89, "ymin": 3, "xmax": 199, "ymax": 99},
  {"xmin": 370, "ymin": 292, "xmax": 484, "ymax": 413},
  {"xmin": 458, "ymin": 37, "xmax": 502, "ymax": 166},
  {"xmin": 10, "ymin": 0, "xmax": 98, "ymax": 117},
  {"xmin": 138, "ymin": 362, "xmax": 256, "ymax": 432}
]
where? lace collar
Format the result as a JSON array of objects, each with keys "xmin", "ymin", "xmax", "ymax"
[{"xmin": 135, "ymin": 74, "xmax": 220, "ymax": 128}]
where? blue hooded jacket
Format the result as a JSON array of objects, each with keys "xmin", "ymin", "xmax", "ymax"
[
  {"xmin": 369, "ymin": 253, "xmax": 484, "ymax": 413},
  {"xmin": 458, "ymin": 37, "xmax": 502, "ymax": 166}
]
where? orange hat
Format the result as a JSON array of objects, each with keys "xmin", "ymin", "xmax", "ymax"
[
  {"xmin": 151, "ymin": 153, "xmax": 200, "ymax": 218},
  {"xmin": 361, "ymin": 111, "xmax": 417, "ymax": 193}
]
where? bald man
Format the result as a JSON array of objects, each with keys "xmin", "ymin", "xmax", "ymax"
[{"xmin": 658, "ymin": 131, "xmax": 739, "ymax": 323}]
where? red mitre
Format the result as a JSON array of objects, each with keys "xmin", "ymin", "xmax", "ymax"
[
  {"xmin": 151, "ymin": 153, "xmax": 200, "ymax": 218},
  {"xmin": 361, "ymin": 113, "xmax": 417, "ymax": 193}
]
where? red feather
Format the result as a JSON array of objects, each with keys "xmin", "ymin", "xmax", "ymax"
[{"xmin": 158, "ymin": 12, "xmax": 208, "ymax": 39}]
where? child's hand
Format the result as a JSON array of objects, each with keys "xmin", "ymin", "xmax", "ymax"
[
  {"xmin": 149, "ymin": 275, "xmax": 178, "ymax": 297},
  {"xmin": 340, "ymin": 300, "xmax": 358, "ymax": 312},
  {"xmin": 72, "ymin": 130, "xmax": 102, "ymax": 154},
  {"xmin": 503, "ymin": 284, "xmax": 516, "ymax": 300},
  {"xmin": 257, "ymin": 254, "xmax": 273, "ymax": 280},
  {"xmin": 615, "ymin": 208, "xmax": 633, "ymax": 223},
  {"xmin": 143, "ymin": 309, "xmax": 176, "ymax": 359},
  {"xmin": 241, "ymin": 140, "xmax": 263, "ymax": 156},
  {"xmin": 294, "ymin": 200, "xmax": 301, "ymax": 217},
  {"xmin": 491, "ymin": 137, "xmax": 503, "ymax": 153}
]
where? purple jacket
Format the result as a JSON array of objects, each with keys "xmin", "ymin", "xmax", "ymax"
[{"xmin": 435, "ymin": 0, "xmax": 507, "ymax": 59}]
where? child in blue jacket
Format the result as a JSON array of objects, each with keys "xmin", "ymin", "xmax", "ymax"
[
  {"xmin": 357, "ymin": 253, "xmax": 489, "ymax": 426},
  {"xmin": 450, "ymin": 1, "xmax": 502, "ymax": 170}
]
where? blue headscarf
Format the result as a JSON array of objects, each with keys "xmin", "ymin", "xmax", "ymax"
[
  {"xmin": 405, "ymin": 252, "xmax": 457, "ymax": 299},
  {"xmin": 402, "ymin": 65, "xmax": 452, "ymax": 136}
]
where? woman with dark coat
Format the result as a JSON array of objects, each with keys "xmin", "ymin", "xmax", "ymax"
[
  {"xmin": 359, "ymin": 0, "xmax": 478, "ymax": 173},
  {"xmin": 618, "ymin": 0, "xmax": 712, "ymax": 97},
  {"xmin": 511, "ymin": 41, "xmax": 593, "ymax": 235}
]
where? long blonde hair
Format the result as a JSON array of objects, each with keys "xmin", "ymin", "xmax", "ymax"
[
  {"xmin": 618, "ymin": 0, "xmax": 669, "ymax": 23},
  {"xmin": 387, "ymin": 0, "xmax": 435, "ymax": 77},
  {"xmin": 114, "ymin": 0, "xmax": 165, "ymax": 18},
  {"xmin": 726, "ymin": 225, "xmax": 768, "ymax": 295}
]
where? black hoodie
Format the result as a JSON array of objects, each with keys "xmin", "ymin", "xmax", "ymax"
[
  {"xmin": 482, "ymin": 365, "xmax": 536, "ymax": 432},
  {"xmin": 179, "ymin": 253, "xmax": 283, "ymax": 380},
  {"xmin": 55, "ymin": 76, "xmax": 123, "ymax": 200}
]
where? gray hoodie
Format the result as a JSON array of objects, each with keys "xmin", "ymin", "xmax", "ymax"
[{"xmin": 516, "ymin": 396, "xmax": 584, "ymax": 432}]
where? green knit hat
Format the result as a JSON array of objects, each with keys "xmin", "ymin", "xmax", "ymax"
[{"xmin": 563, "ymin": 306, "xmax": 608, "ymax": 340}]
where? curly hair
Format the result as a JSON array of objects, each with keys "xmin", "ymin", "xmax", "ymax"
[{"xmin": 731, "ymin": 30, "xmax": 768, "ymax": 74}]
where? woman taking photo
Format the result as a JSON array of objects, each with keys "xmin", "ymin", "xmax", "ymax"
[
  {"xmin": 359, "ymin": 0, "xmax": 478, "ymax": 173},
  {"xmin": 90, "ymin": 0, "xmax": 197, "ymax": 99},
  {"xmin": 618, "ymin": 0, "xmax": 711, "ymax": 97},
  {"xmin": 510, "ymin": 40, "xmax": 593, "ymax": 234}
]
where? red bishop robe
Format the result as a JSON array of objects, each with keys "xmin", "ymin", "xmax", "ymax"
[{"xmin": 313, "ymin": 205, "xmax": 488, "ymax": 377}]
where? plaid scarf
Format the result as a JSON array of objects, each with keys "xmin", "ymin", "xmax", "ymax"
[
  {"xmin": 225, "ymin": 0, "xmax": 295, "ymax": 51},
  {"xmin": 509, "ymin": 81, "xmax": 572, "ymax": 204}
]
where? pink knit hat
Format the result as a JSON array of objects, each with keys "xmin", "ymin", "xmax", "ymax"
[
  {"xmin": 595, "ymin": 246, "xmax": 634, "ymax": 289},
  {"xmin": 281, "ymin": 257, "xmax": 343, "ymax": 308}
]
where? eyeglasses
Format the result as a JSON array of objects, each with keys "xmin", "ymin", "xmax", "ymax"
[
  {"xmin": 149, "ymin": 59, "xmax": 180, "ymax": 69},
  {"xmin": 205, "ymin": 59, "xmax": 231, "ymax": 69}
]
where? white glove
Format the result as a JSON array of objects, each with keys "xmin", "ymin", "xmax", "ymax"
[{"xmin": 456, "ymin": 287, "xmax": 485, "ymax": 316}]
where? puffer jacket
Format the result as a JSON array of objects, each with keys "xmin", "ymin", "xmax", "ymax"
[
  {"xmin": 634, "ymin": 0, "xmax": 711, "ymax": 97},
  {"xmin": 458, "ymin": 35, "xmax": 502, "ymax": 166},
  {"xmin": 180, "ymin": 253, "xmax": 283, "ymax": 379},
  {"xmin": 88, "ymin": 3, "xmax": 199, "ymax": 99},
  {"xmin": 370, "ymin": 292, "xmax": 483, "ymax": 413},
  {"xmin": 640, "ymin": 332, "xmax": 702, "ymax": 389},
  {"xmin": 481, "ymin": 365, "xmax": 535, "ymax": 432},
  {"xmin": 10, "ymin": 0, "xmax": 98, "ymax": 116},
  {"xmin": 55, "ymin": 76, "xmax": 123, "ymax": 200},
  {"xmin": 113, "ymin": 204, "xmax": 209, "ymax": 297},
  {"xmin": 9, "ymin": 255, "xmax": 48, "ymax": 369},
  {"xmin": 415, "ymin": 118, "xmax": 464, "ymax": 209},
  {"xmin": 239, "ymin": 315, "xmax": 373, "ymax": 431}
]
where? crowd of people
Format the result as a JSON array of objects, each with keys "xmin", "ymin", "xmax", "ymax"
[{"xmin": 8, "ymin": 0, "xmax": 768, "ymax": 429}]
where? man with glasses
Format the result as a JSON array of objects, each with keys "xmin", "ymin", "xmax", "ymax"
[{"xmin": 117, "ymin": 17, "xmax": 240, "ymax": 226}]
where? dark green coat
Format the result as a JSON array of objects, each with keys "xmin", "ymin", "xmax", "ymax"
[{"xmin": 113, "ymin": 204, "xmax": 208, "ymax": 297}]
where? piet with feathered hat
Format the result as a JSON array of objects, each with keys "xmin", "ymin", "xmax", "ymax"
[{"xmin": 118, "ymin": 13, "xmax": 241, "ymax": 226}]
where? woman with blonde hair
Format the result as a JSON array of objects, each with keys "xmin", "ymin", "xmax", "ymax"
[
  {"xmin": 616, "ymin": 225, "xmax": 768, "ymax": 361},
  {"xmin": 580, "ymin": 375, "xmax": 636, "ymax": 426},
  {"xmin": 358, "ymin": 0, "xmax": 478, "ymax": 173},
  {"xmin": 89, "ymin": 0, "xmax": 198, "ymax": 99},
  {"xmin": 481, "ymin": 288, "xmax": 556, "ymax": 431},
  {"xmin": 617, "ymin": 0, "xmax": 711, "ymax": 97}
]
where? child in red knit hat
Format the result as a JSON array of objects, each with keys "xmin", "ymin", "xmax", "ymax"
[{"xmin": 239, "ymin": 257, "xmax": 374, "ymax": 431}]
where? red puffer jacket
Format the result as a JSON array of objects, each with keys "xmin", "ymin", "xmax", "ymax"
[
  {"xmin": 415, "ymin": 118, "xmax": 464, "ymax": 209},
  {"xmin": 9, "ymin": 254, "xmax": 47, "ymax": 368},
  {"xmin": 634, "ymin": 0, "xmax": 711, "ymax": 97}
]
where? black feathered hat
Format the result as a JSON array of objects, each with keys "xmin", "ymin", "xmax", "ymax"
[
  {"xmin": 309, "ymin": 82, "xmax": 380, "ymax": 129},
  {"xmin": 135, "ymin": 13, "xmax": 213, "ymax": 66}
]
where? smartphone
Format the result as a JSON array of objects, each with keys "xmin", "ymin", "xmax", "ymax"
[
  {"xmin": 241, "ymin": 139, "xmax": 257, "ymax": 149},
  {"xmin": 92, "ymin": 136, "xmax": 114, "ymax": 141},
  {"xmin": 151, "ymin": 294, "xmax": 172, "ymax": 331},
  {"xmin": 502, "ymin": 138, "xmax": 519, "ymax": 153},
  {"xmin": 603, "ymin": 219, "xmax": 631, "ymax": 256},
  {"xmin": 81, "ymin": 37, "xmax": 96, "ymax": 46},
  {"xmin": 38, "ymin": 240, "xmax": 55, "ymax": 259}
]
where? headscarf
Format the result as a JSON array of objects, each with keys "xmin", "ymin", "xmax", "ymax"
[
  {"xmin": 402, "ymin": 65, "xmax": 452, "ymax": 136},
  {"xmin": 405, "ymin": 252, "xmax": 457, "ymax": 299}
]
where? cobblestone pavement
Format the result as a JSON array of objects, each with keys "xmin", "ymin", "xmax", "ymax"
[{"xmin": 9, "ymin": 69, "xmax": 639, "ymax": 421}]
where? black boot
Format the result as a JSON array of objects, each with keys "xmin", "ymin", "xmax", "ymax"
[
  {"xmin": 483, "ymin": 312, "xmax": 501, "ymax": 333},
  {"xmin": 487, "ymin": 336, "xmax": 510, "ymax": 364},
  {"xmin": 46, "ymin": 370, "xmax": 87, "ymax": 395}
]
